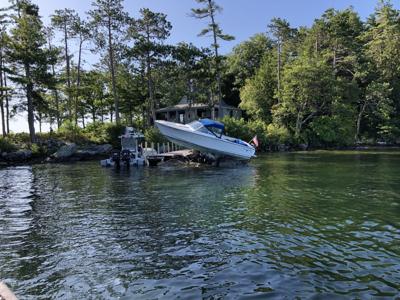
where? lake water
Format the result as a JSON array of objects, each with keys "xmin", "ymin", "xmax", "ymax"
[{"xmin": 1, "ymin": 151, "xmax": 400, "ymax": 299}]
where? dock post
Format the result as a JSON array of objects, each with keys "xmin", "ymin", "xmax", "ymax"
[
  {"xmin": 157, "ymin": 143, "xmax": 160, "ymax": 154},
  {"xmin": 151, "ymin": 142, "xmax": 154, "ymax": 151}
]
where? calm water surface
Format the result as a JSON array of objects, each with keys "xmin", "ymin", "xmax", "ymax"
[{"xmin": 1, "ymin": 151, "xmax": 400, "ymax": 299}]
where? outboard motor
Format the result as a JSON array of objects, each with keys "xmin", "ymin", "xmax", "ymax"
[
  {"xmin": 121, "ymin": 149, "xmax": 131, "ymax": 166},
  {"xmin": 111, "ymin": 150, "xmax": 121, "ymax": 168}
]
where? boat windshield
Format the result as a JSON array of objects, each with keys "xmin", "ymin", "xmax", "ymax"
[
  {"xmin": 188, "ymin": 121, "xmax": 210, "ymax": 134},
  {"xmin": 188, "ymin": 120, "xmax": 224, "ymax": 138}
]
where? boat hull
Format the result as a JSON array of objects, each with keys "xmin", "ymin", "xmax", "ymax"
[{"xmin": 155, "ymin": 121, "xmax": 255, "ymax": 160}]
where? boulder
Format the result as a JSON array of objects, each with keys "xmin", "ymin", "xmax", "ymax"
[
  {"xmin": 2, "ymin": 150, "xmax": 32, "ymax": 162},
  {"xmin": 74, "ymin": 144, "xmax": 113, "ymax": 160},
  {"xmin": 93, "ymin": 144, "xmax": 112, "ymax": 155},
  {"xmin": 298, "ymin": 143, "xmax": 308, "ymax": 151},
  {"xmin": 54, "ymin": 143, "xmax": 77, "ymax": 159}
]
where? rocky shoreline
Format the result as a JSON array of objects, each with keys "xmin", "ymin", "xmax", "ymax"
[
  {"xmin": 0, "ymin": 142, "xmax": 113, "ymax": 167},
  {"xmin": 1, "ymin": 141, "xmax": 399, "ymax": 168}
]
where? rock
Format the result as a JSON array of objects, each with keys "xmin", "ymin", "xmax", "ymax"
[
  {"xmin": 73, "ymin": 144, "xmax": 113, "ymax": 161},
  {"xmin": 54, "ymin": 143, "xmax": 77, "ymax": 159},
  {"xmin": 2, "ymin": 150, "xmax": 32, "ymax": 162},
  {"xmin": 278, "ymin": 144, "xmax": 290, "ymax": 152},
  {"xmin": 94, "ymin": 144, "xmax": 112, "ymax": 155},
  {"xmin": 45, "ymin": 139, "xmax": 65, "ymax": 154},
  {"xmin": 298, "ymin": 143, "xmax": 308, "ymax": 151}
]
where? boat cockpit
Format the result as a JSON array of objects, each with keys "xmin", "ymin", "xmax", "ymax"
[{"xmin": 188, "ymin": 119, "xmax": 225, "ymax": 138}]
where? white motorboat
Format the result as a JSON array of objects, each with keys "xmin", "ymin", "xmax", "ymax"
[
  {"xmin": 100, "ymin": 127, "xmax": 146, "ymax": 167},
  {"xmin": 155, "ymin": 119, "xmax": 256, "ymax": 160}
]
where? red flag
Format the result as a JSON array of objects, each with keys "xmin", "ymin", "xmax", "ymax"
[{"xmin": 251, "ymin": 135, "xmax": 259, "ymax": 148}]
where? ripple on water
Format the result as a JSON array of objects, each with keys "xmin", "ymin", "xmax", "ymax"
[{"xmin": 0, "ymin": 155, "xmax": 400, "ymax": 299}]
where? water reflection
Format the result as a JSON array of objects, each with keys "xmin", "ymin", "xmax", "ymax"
[{"xmin": 0, "ymin": 152, "xmax": 400, "ymax": 299}]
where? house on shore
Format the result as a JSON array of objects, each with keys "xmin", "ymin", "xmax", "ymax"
[{"xmin": 156, "ymin": 96, "xmax": 242, "ymax": 124}]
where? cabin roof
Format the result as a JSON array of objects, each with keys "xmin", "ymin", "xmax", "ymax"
[{"xmin": 156, "ymin": 96, "xmax": 239, "ymax": 113}]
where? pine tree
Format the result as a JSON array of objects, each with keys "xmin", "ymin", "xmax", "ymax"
[
  {"xmin": 128, "ymin": 8, "xmax": 172, "ymax": 126},
  {"xmin": 51, "ymin": 8, "xmax": 77, "ymax": 121},
  {"xmin": 8, "ymin": 0, "xmax": 52, "ymax": 142},
  {"xmin": 191, "ymin": 0, "xmax": 234, "ymax": 118},
  {"xmin": 89, "ymin": 0, "xmax": 128, "ymax": 124}
]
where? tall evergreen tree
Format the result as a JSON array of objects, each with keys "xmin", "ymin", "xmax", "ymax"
[
  {"xmin": 128, "ymin": 8, "xmax": 172, "ymax": 126},
  {"xmin": 51, "ymin": 8, "xmax": 77, "ymax": 121},
  {"xmin": 8, "ymin": 0, "xmax": 52, "ymax": 142},
  {"xmin": 191, "ymin": 0, "xmax": 234, "ymax": 118},
  {"xmin": 89, "ymin": 0, "xmax": 128, "ymax": 124}
]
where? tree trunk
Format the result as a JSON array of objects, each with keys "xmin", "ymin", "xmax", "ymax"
[
  {"xmin": 277, "ymin": 41, "xmax": 281, "ymax": 99},
  {"xmin": 0, "ymin": 53, "xmax": 5, "ymax": 137},
  {"xmin": 25, "ymin": 64, "xmax": 36, "ymax": 143},
  {"xmin": 295, "ymin": 112, "xmax": 302, "ymax": 137},
  {"xmin": 108, "ymin": 15, "xmax": 119, "ymax": 124},
  {"xmin": 146, "ymin": 52, "xmax": 155, "ymax": 126},
  {"xmin": 38, "ymin": 112, "xmax": 42, "ymax": 133},
  {"xmin": 75, "ymin": 38, "xmax": 83, "ymax": 126},
  {"xmin": 355, "ymin": 102, "xmax": 367, "ymax": 142},
  {"xmin": 4, "ymin": 69, "xmax": 9, "ymax": 134},
  {"xmin": 208, "ymin": 0, "xmax": 222, "ymax": 118},
  {"xmin": 48, "ymin": 34, "xmax": 60, "ymax": 129},
  {"xmin": 52, "ymin": 67, "xmax": 61, "ymax": 129},
  {"xmin": 81, "ymin": 111, "xmax": 85, "ymax": 128},
  {"xmin": 64, "ymin": 22, "xmax": 72, "ymax": 120}
]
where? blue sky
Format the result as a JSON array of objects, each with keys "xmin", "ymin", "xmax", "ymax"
[
  {"xmin": 0, "ymin": 0, "xmax": 396, "ymax": 132},
  {"xmin": 27, "ymin": 0, "xmax": 387, "ymax": 54}
]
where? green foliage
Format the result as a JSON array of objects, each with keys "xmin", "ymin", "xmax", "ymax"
[
  {"xmin": 144, "ymin": 126, "xmax": 167, "ymax": 144},
  {"xmin": 240, "ymin": 52, "xmax": 277, "ymax": 122},
  {"xmin": 0, "ymin": 137, "xmax": 17, "ymax": 153},
  {"xmin": 9, "ymin": 133, "xmax": 31, "ymax": 145},
  {"xmin": 3, "ymin": 1, "xmax": 400, "ymax": 151},
  {"xmin": 266, "ymin": 123, "xmax": 291, "ymax": 145},
  {"xmin": 57, "ymin": 120, "xmax": 84, "ymax": 142},
  {"xmin": 29, "ymin": 143, "xmax": 47, "ymax": 157},
  {"xmin": 226, "ymin": 33, "xmax": 272, "ymax": 88},
  {"xmin": 104, "ymin": 123, "xmax": 126, "ymax": 148},
  {"xmin": 310, "ymin": 115, "xmax": 355, "ymax": 146},
  {"xmin": 222, "ymin": 116, "xmax": 290, "ymax": 150}
]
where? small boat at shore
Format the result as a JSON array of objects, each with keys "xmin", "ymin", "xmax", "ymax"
[
  {"xmin": 155, "ymin": 119, "xmax": 256, "ymax": 160},
  {"xmin": 100, "ymin": 127, "xmax": 146, "ymax": 167}
]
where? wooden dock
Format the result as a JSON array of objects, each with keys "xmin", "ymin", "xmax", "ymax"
[{"xmin": 0, "ymin": 282, "xmax": 17, "ymax": 300}]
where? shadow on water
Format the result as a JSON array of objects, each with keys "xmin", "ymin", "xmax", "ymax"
[{"xmin": 0, "ymin": 152, "xmax": 400, "ymax": 299}]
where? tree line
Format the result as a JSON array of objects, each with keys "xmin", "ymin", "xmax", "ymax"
[
  {"xmin": 232, "ymin": 1, "xmax": 400, "ymax": 146},
  {"xmin": 0, "ymin": 0, "xmax": 232, "ymax": 143},
  {"xmin": 0, "ymin": 0, "xmax": 399, "ymax": 147}
]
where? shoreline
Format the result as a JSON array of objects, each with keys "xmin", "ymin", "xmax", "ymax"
[{"xmin": 1, "ymin": 144, "xmax": 399, "ymax": 168}]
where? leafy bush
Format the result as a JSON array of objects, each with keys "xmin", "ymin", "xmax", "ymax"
[
  {"xmin": 310, "ymin": 115, "xmax": 354, "ymax": 147},
  {"xmin": 9, "ymin": 133, "xmax": 31, "ymax": 145},
  {"xmin": 105, "ymin": 123, "xmax": 126, "ymax": 148},
  {"xmin": 30, "ymin": 143, "xmax": 47, "ymax": 157},
  {"xmin": 144, "ymin": 126, "xmax": 167, "ymax": 144},
  {"xmin": 221, "ymin": 117, "xmax": 253, "ymax": 141},
  {"xmin": 0, "ymin": 137, "xmax": 17, "ymax": 153},
  {"xmin": 57, "ymin": 120, "xmax": 88, "ymax": 143},
  {"xmin": 266, "ymin": 123, "xmax": 291, "ymax": 145},
  {"xmin": 221, "ymin": 116, "xmax": 271, "ymax": 150}
]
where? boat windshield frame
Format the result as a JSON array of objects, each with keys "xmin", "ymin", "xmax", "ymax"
[{"xmin": 188, "ymin": 120, "xmax": 224, "ymax": 138}]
